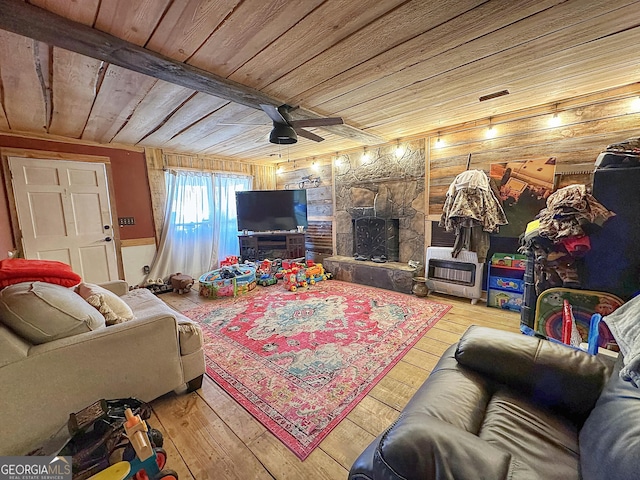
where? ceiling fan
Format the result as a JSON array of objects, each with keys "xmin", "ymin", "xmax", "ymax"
[{"xmin": 260, "ymin": 104, "xmax": 344, "ymax": 144}]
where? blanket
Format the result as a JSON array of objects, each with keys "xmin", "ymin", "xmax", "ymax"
[
  {"xmin": 0, "ymin": 258, "xmax": 82, "ymax": 288},
  {"xmin": 603, "ymin": 295, "xmax": 640, "ymax": 387}
]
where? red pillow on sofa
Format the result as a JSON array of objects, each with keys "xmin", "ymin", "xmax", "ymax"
[{"xmin": 0, "ymin": 258, "xmax": 82, "ymax": 288}]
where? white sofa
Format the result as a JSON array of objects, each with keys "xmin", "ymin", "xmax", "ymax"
[{"xmin": 0, "ymin": 281, "xmax": 205, "ymax": 455}]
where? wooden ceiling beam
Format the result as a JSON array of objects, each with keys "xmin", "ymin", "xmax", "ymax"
[{"xmin": 0, "ymin": 0, "xmax": 385, "ymax": 146}]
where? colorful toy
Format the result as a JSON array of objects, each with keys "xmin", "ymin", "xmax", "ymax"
[
  {"xmin": 86, "ymin": 407, "xmax": 176, "ymax": 480},
  {"xmin": 219, "ymin": 256, "xmax": 239, "ymax": 267},
  {"xmin": 257, "ymin": 274, "xmax": 277, "ymax": 286},
  {"xmin": 199, "ymin": 264, "xmax": 257, "ymax": 298},
  {"xmin": 534, "ymin": 288, "xmax": 623, "ymax": 348},
  {"xmin": 283, "ymin": 266, "xmax": 308, "ymax": 292},
  {"xmin": 258, "ymin": 259, "xmax": 272, "ymax": 272},
  {"xmin": 36, "ymin": 399, "xmax": 167, "ymax": 480},
  {"xmin": 305, "ymin": 263, "xmax": 329, "ymax": 284},
  {"xmin": 168, "ymin": 273, "xmax": 194, "ymax": 294}
]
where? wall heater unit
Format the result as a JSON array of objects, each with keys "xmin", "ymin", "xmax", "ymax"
[{"xmin": 425, "ymin": 246, "xmax": 483, "ymax": 304}]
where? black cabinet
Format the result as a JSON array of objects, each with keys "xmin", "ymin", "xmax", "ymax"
[{"xmin": 239, "ymin": 233, "xmax": 306, "ymax": 262}]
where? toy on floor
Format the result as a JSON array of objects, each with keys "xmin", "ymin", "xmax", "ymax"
[
  {"xmin": 168, "ymin": 273, "xmax": 194, "ymax": 294},
  {"xmin": 35, "ymin": 398, "xmax": 166, "ymax": 480},
  {"xmin": 304, "ymin": 261, "xmax": 330, "ymax": 284},
  {"xmin": 534, "ymin": 287, "xmax": 623, "ymax": 348},
  {"xmin": 257, "ymin": 273, "xmax": 278, "ymax": 286},
  {"xmin": 283, "ymin": 266, "xmax": 308, "ymax": 292},
  {"xmin": 219, "ymin": 256, "xmax": 239, "ymax": 267},
  {"xmin": 143, "ymin": 279, "xmax": 172, "ymax": 295},
  {"xmin": 86, "ymin": 407, "xmax": 177, "ymax": 480},
  {"xmin": 199, "ymin": 264, "xmax": 257, "ymax": 298}
]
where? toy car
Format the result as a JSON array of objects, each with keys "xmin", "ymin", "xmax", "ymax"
[
  {"xmin": 257, "ymin": 274, "xmax": 277, "ymax": 286},
  {"xmin": 283, "ymin": 268, "xmax": 307, "ymax": 291},
  {"xmin": 305, "ymin": 263, "xmax": 327, "ymax": 284}
]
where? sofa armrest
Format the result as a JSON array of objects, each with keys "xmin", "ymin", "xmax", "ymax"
[
  {"xmin": 455, "ymin": 325, "xmax": 615, "ymax": 423},
  {"xmin": 0, "ymin": 313, "xmax": 184, "ymax": 455},
  {"xmin": 98, "ymin": 280, "xmax": 129, "ymax": 296},
  {"xmin": 367, "ymin": 414, "xmax": 535, "ymax": 480}
]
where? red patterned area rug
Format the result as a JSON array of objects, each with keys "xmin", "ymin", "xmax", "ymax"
[{"xmin": 183, "ymin": 280, "xmax": 450, "ymax": 460}]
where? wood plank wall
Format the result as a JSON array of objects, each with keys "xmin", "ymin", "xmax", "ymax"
[
  {"xmin": 274, "ymin": 83, "xmax": 640, "ymax": 258},
  {"xmin": 276, "ymin": 161, "xmax": 334, "ymax": 262},
  {"xmin": 428, "ymin": 84, "xmax": 640, "ymax": 216}
]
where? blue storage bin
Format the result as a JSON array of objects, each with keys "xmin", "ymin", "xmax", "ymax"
[{"xmin": 488, "ymin": 276, "xmax": 524, "ymax": 292}]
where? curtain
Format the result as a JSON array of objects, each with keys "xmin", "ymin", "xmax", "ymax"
[
  {"xmin": 147, "ymin": 170, "xmax": 215, "ymax": 280},
  {"xmin": 212, "ymin": 174, "xmax": 253, "ymax": 266},
  {"xmin": 147, "ymin": 170, "xmax": 252, "ymax": 282}
]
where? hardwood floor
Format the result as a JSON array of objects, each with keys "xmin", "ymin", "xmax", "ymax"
[{"xmin": 152, "ymin": 288, "xmax": 521, "ymax": 479}]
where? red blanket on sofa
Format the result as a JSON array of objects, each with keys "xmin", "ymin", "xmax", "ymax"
[{"xmin": 0, "ymin": 258, "xmax": 82, "ymax": 288}]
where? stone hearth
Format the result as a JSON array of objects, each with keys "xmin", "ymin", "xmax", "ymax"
[{"xmin": 324, "ymin": 256, "xmax": 415, "ymax": 294}]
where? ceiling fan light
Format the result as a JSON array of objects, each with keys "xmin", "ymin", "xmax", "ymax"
[{"xmin": 269, "ymin": 124, "xmax": 297, "ymax": 144}]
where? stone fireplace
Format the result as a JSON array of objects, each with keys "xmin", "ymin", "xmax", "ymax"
[{"xmin": 334, "ymin": 140, "xmax": 426, "ymax": 265}]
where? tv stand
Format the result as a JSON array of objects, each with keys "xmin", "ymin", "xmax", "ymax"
[{"xmin": 239, "ymin": 232, "xmax": 305, "ymax": 262}]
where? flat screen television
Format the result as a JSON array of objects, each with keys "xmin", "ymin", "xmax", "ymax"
[{"xmin": 236, "ymin": 189, "xmax": 308, "ymax": 232}]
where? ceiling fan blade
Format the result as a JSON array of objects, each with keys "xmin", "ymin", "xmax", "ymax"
[
  {"xmin": 217, "ymin": 121, "xmax": 270, "ymax": 126},
  {"xmin": 290, "ymin": 117, "xmax": 344, "ymax": 128},
  {"xmin": 295, "ymin": 128, "xmax": 325, "ymax": 142},
  {"xmin": 260, "ymin": 104, "xmax": 288, "ymax": 124}
]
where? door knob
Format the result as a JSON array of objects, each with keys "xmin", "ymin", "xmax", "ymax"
[{"xmin": 105, "ymin": 237, "xmax": 112, "ymax": 242}]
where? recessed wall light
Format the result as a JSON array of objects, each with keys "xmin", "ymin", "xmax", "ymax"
[{"xmin": 632, "ymin": 96, "xmax": 640, "ymax": 112}]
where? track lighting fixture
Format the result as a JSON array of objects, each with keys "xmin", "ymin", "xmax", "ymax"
[
  {"xmin": 435, "ymin": 132, "xmax": 443, "ymax": 148},
  {"xmin": 485, "ymin": 118, "xmax": 496, "ymax": 139},
  {"xmin": 549, "ymin": 104, "xmax": 562, "ymax": 127},
  {"xmin": 395, "ymin": 141, "xmax": 405, "ymax": 158}
]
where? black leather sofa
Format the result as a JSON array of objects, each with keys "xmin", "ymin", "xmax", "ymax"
[{"xmin": 349, "ymin": 325, "xmax": 639, "ymax": 480}]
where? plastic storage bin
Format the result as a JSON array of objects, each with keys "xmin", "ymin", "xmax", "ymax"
[{"xmin": 487, "ymin": 253, "xmax": 525, "ymax": 312}]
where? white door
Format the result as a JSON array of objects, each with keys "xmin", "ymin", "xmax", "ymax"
[{"xmin": 9, "ymin": 157, "xmax": 118, "ymax": 283}]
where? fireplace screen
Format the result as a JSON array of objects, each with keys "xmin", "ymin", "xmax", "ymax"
[{"xmin": 353, "ymin": 217, "xmax": 399, "ymax": 262}]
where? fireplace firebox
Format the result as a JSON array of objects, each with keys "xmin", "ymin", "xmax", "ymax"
[{"xmin": 352, "ymin": 217, "xmax": 399, "ymax": 262}]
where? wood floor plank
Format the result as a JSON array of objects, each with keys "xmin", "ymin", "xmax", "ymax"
[
  {"xmin": 318, "ymin": 419, "xmax": 375, "ymax": 471},
  {"xmin": 422, "ymin": 325, "xmax": 465, "ymax": 345},
  {"xmin": 147, "ymin": 411, "xmax": 195, "ymax": 480},
  {"xmin": 384, "ymin": 360, "xmax": 431, "ymax": 390},
  {"xmin": 198, "ymin": 377, "xmax": 267, "ymax": 444},
  {"xmin": 414, "ymin": 336, "xmax": 452, "ymax": 356},
  {"xmin": 368, "ymin": 375, "xmax": 419, "ymax": 411},
  {"xmin": 345, "ymin": 395, "xmax": 400, "ymax": 437},
  {"xmin": 247, "ymin": 432, "xmax": 347, "ymax": 480},
  {"xmin": 433, "ymin": 318, "xmax": 476, "ymax": 335},
  {"xmin": 152, "ymin": 392, "xmax": 273, "ymax": 480},
  {"xmin": 401, "ymin": 348, "xmax": 441, "ymax": 371}
]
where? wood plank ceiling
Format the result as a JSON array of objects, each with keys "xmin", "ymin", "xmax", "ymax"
[{"xmin": 0, "ymin": 0, "xmax": 639, "ymax": 164}]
